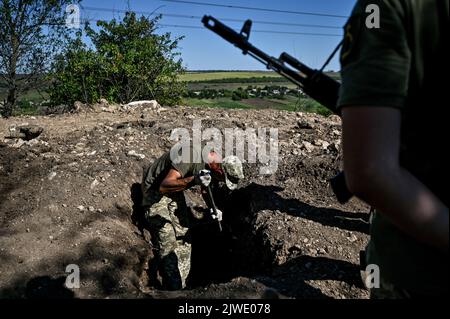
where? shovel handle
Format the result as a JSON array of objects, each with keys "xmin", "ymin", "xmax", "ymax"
[{"xmin": 206, "ymin": 185, "xmax": 222, "ymax": 232}]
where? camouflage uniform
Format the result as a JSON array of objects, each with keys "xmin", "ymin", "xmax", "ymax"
[
  {"xmin": 141, "ymin": 148, "xmax": 205, "ymax": 290},
  {"xmin": 143, "ymin": 190, "xmax": 192, "ymax": 290},
  {"xmin": 141, "ymin": 148, "xmax": 244, "ymax": 291},
  {"xmin": 339, "ymin": 0, "xmax": 449, "ymax": 298}
]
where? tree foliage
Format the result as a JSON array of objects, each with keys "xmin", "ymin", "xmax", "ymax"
[
  {"xmin": 0, "ymin": 0, "xmax": 75, "ymax": 117},
  {"xmin": 49, "ymin": 12, "xmax": 186, "ymax": 107}
]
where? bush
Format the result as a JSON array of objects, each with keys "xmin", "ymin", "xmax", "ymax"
[
  {"xmin": 295, "ymin": 98, "xmax": 333, "ymax": 116},
  {"xmin": 49, "ymin": 38, "xmax": 101, "ymax": 106},
  {"xmin": 49, "ymin": 13, "xmax": 186, "ymax": 107},
  {"xmin": 231, "ymin": 88, "xmax": 248, "ymax": 101},
  {"xmin": 13, "ymin": 100, "xmax": 39, "ymax": 116}
]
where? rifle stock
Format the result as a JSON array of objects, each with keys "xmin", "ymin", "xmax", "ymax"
[{"xmin": 202, "ymin": 15, "xmax": 352, "ymax": 204}]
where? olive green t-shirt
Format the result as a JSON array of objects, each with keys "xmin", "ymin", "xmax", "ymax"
[
  {"xmin": 338, "ymin": 0, "xmax": 448, "ymax": 294},
  {"xmin": 141, "ymin": 146, "xmax": 206, "ymax": 206}
]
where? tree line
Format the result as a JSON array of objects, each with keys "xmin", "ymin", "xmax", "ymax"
[
  {"xmin": 185, "ymin": 85, "xmax": 306, "ymax": 100},
  {"xmin": 0, "ymin": 0, "xmax": 185, "ymax": 117}
]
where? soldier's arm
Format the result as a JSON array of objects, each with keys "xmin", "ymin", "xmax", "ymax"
[
  {"xmin": 342, "ymin": 106, "xmax": 449, "ymax": 252},
  {"xmin": 159, "ymin": 168, "xmax": 194, "ymax": 194}
]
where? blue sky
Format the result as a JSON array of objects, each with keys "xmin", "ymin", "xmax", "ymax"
[{"xmin": 78, "ymin": 0, "xmax": 357, "ymax": 71}]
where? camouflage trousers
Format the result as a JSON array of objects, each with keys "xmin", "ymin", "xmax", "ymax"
[
  {"xmin": 369, "ymin": 275, "xmax": 413, "ymax": 299},
  {"xmin": 143, "ymin": 191, "xmax": 192, "ymax": 290}
]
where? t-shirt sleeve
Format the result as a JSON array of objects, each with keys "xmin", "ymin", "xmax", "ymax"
[
  {"xmin": 337, "ymin": 0, "xmax": 411, "ymax": 109},
  {"xmin": 172, "ymin": 163, "xmax": 205, "ymax": 178},
  {"xmin": 171, "ymin": 146, "xmax": 204, "ymax": 178},
  {"xmin": 172, "ymin": 162, "xmax": 190, "ymax": 178}
]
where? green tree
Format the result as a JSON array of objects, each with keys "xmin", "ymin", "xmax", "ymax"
[
  {"xmin": 49, "ymin": 33, "xmax": 101, "ymax": 105},
  {"xmin": 0, "ymin": 0, "xmax": 75, "ymax": 117},
  {"xmin": 295, "ymin": 98, "xmax": 332, "ymax": 116},
  {"xmin": 231, "ymin": 87, "xmax": 248, "ymax": 101},
  {"xmin": 49, "ymin": 12, "xmax": 186, "ymax": 107}
]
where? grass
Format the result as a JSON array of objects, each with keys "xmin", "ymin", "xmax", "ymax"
[
  {"xmin": 182, "ymin": 98, "xmax": 252, "ymax": 109},
  {"xmin": 183, "ymin": 96, "xmax": 333, "ymax": 116},
  {"xmin": 0, "ymin": 90, "xmax": 47, "ymax": 116},
  {"xmin": 1, "ymin": 71, "xmax": 336, "ymax": 116},
  {"xmin": 181, "ymin": 71, "xmax": 281, "ymax": 82},
  {"xmin": 182, "ymin": 71, "xmax": 335, "ymax": 115},
  {"xmin": 181, "ymin": 71, "xmax": 339, "ymax": 82},
  {"xmin": 11, "ymin": 100, "xmax": 41, "ymax": 116},
  {"xmin": 187, "ymin": 81, "xmax": 295, "ymax": 91}
]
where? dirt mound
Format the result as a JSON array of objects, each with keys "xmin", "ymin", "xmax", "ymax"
[{"xmin": 0, "ymin": 106, "xmax": 370, "ymax": 299}]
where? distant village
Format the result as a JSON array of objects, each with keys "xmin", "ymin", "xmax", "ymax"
[{"xmin": 185, "ymin": 85, "xmax": 307, "ymax": 100}]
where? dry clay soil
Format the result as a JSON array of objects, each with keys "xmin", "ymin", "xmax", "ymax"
[{"xmin": 0, "ymin": 105, "xmax": 371, "ymax": 299}]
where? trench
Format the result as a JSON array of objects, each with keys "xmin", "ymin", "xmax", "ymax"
[
  {"xmin": 132, "ymin": 180, "xmax": 369, "ymax": 297},
  {"xmin": 131, "ymin": 182, "xmax": 273, "ymax": 291},
  {"xmin": 186, "ymin": 185, "xmax": 271, "ymax": 288},
  {"xmin": 130, "ymin": 178, "xmax": 302, "ymax": 294}
]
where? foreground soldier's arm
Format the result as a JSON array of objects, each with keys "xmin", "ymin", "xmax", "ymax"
[
  {"xmin": 342, "ymin": 107, "xmax": 449, "ymax": 252},
  {"xmin": 159, "ymin": 168, "xmax": 194, "ymax": 194},
  {"xmin": 339, "ymin": 0, "xmax": 449, "ymax": 254}
]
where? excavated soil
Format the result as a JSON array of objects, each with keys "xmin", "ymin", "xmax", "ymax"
[{"xmin": 0, "ymin": 104, "xmax": 370, "ymax": 299}]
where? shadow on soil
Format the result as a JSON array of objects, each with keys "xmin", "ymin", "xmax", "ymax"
[{"xmin": 129, "ymin": 181, "xmax": 366, "ymax": 298}]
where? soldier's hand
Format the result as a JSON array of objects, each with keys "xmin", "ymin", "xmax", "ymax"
[
  {"xmin": 194, "ymin": 169, "xmax": 212, "ymax": 187},
  {"xmin": 210, "ymin": 208, "xmax": 223, "ymax": 222}
]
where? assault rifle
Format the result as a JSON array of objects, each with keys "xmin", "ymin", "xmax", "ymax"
[{"xmin": 202, "ymin": 16, "xmax": 352, "ymax": 204}]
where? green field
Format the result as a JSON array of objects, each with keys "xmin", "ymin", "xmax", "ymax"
[
  {"xmin": 182, "ymin": 98, "xmax": 253, "ymax": 109},
  {"xmin": 180, "ymin": 71, "xmax": 282, "ymax": 82},
  {"xmin": 187, "ymin": 81, "xmax": 295, "ymax": 91},
  {"xmin": 1, "ymin": 71, "xmax": 337, "ymax": 116},
  {"xmin": 182, "ymin": 95, "xmax": 331, "ymax": 116}
]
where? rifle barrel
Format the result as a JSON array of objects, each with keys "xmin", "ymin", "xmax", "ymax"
[
  {"xmin": 202, "ymin": 15, "xmax": 350, "ymax": 203},
  {"xmin": 202, "ymin": 15, "xmax": 340, "ymax": 114}
]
